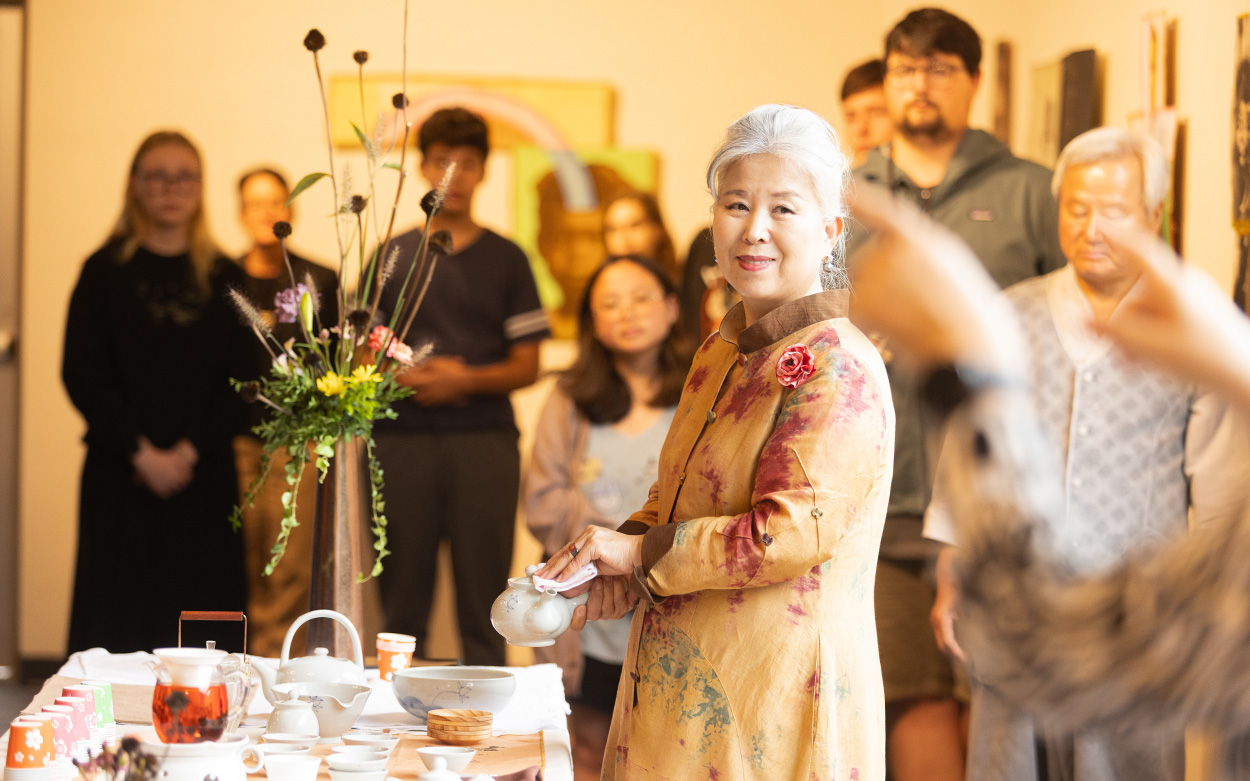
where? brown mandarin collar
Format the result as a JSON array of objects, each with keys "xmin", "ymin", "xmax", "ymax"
[{"xmin": 718, "ymin": 289, "xmax": 850, "ymax": 354}]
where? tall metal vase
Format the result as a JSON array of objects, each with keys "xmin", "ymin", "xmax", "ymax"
[{"xmin": 307, "ymin": 437, "xmax": 369, "ymax": 656}]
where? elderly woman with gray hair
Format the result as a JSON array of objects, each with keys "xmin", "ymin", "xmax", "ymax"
[
  {"xmin": 850, "ymin": 127, "xmax": 1250, "ymax": 781},
  {"xmin": 535, "ymin": 104, "xmax": 895, "ymax": 780}
]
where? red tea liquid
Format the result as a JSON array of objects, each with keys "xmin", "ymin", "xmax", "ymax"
[{"xmin": 151, "ymin": 683, "xmax": 228, "ymax": 743}]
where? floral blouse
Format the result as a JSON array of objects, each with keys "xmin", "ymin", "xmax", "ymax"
[{"xmin": 603, "ymin": 290, "xmax": 894, "ymax": 781}]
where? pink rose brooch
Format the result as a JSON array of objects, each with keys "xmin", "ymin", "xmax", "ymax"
[{"xmin": 776, "ymin": 344, "xmax": 815, "ymax": 388}]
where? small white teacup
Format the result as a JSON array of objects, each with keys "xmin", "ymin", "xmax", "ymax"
[
  {"xmin": 417, "ymin": 745, "xmax": 476, "ymax": 772},
  {"xmin": 324, "ymin": 754, "xmax": 388, "ymax": 773},
  {"xmin": 263, "ymin": 755, "xmax": 321, "ymax": 781}
]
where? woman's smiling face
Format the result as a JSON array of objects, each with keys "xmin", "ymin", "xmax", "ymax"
[{"xmin": 712, "ymin": 153, "xmax": 841, "ymax": 325}]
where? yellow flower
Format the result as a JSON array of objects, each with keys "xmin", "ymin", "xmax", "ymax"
[
  {"xmin": 316, "ymin": 372, "xmax": 347, "ymax": 396},
  {"xmin": 351, "ymin": 364, "xmax": 382, "ymax": 384}
]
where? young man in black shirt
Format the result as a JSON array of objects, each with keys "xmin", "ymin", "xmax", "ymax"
[{"xmin": 376, "ymin": 108, "xmax": 550, "ymax": 665}]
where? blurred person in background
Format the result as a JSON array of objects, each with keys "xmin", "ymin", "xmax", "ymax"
[
  {"xmin": 841, "ymin": 58, "xmax": 894, "ymax": 167},
  {"xmin": 924, "ymin": 127, "xmax": 1250, "ymax": 781},
  {"xmin": 231, "ymin": 167, "xmax": 338, "ymax": 656},
  {"xmin": 526, "ymin": 255, "xmax": 691, "ymax": 780},
  {"xmin": 63, "ymin": 130, "xmax": 249, "ymax": 653},
  {"xmin": 846, "ymin": 10, "xmax": 1066, "ymax": 779},
  {"xmin": 601, "ymin": 192, "xmax": 679, "ymax": 287}
]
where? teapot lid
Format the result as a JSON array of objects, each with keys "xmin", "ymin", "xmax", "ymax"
[{"xmin": 416, "ymin": 756, "xmax": 462, "ymax": 780}]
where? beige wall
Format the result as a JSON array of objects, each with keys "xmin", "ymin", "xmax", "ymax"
[{"xmin": 19, "ymin": 0, "xmax": 1250, "ymax": 657}]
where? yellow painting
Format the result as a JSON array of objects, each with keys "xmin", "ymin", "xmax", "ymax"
[{"xmin": 327, "ymin": 73, "xmax": 614, "ymax": 151}]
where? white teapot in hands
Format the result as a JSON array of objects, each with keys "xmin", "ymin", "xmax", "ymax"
[{"xmin": 490, "ymin": 565, "xmax": 590, "ymax": 646}]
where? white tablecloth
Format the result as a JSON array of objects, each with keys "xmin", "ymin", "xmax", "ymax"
[
  {"xmin": 59, "ymin": 648, "xmax": 571, "ymax": 733},
  {"xmin": 55, "ymin": 649, "xmax": 573, "ymax": 779}
]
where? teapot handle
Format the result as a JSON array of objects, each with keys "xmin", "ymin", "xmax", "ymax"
[{"xmin": 279, "ymin": 609, "xmax": 365, "ymax": 671}]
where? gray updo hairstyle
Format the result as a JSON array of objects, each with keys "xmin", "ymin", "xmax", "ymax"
[{"xmin": 706, "ymin": 104, "xmax": 852, "ymax": 290}]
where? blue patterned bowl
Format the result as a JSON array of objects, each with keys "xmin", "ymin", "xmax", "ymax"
[{"xmin": 391, "ymin": 667, "xmax": 516, "ymax": 723}]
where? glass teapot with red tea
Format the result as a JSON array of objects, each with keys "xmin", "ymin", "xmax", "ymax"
[{"xmin": 147, "ymin": 648, "xmax": 248, "ymax": 743}]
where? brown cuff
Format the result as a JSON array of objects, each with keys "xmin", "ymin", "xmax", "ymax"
[
  {"xmin": 617, "ymin": 520, "xmax": 650, "ymax": 536},
  {"xmin": 629, "ymin": 566, "xmax": 658, "ymax": 605},
  {"xmin": 642, "ymin": 523, "xmax": 679, "ymax": 572}
]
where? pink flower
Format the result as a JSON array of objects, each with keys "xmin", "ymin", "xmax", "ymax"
[
  {"xmin": 776, "ymin": 343, "xmax": 814, "ymax": 388},
  {"xmin": 368, "ymin": 325, "xmax": 416, "ymax": 365},
  {"xmin": 388, "ymin": 341, "xmax": 415, "ymax": 365},
  {"xmin": 367, "ymin": 325, "xmax": 393, "ymax": 352}
]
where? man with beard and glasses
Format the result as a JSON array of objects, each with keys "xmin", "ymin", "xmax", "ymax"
[{"xmin": 845, "ymin": 8, "xmax": 1065, "ymax": 781}]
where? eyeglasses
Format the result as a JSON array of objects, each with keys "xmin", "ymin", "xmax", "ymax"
[
  {"xmin": 136, "ymin": 171, "xmax": 201, "ymax": 192},
  {"xmin": 591, "ymin": 290, "xmax": 664, "ymax": 317},
  {"xmin": 885, "ymin": 60, "xmax": 966, "ymax": 88}
]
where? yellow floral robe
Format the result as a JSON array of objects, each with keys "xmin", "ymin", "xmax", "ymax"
[{"xmin": 605, "ymin": 291, "xmax": 894, "ymax": 781}]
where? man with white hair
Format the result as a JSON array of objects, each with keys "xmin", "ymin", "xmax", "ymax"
[{"xmin": 925, "ymin": 126, "xmax": 1250, "ymax": 780}]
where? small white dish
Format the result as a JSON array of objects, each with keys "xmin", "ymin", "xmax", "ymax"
[
  {"xmin": 327, "ymin": 770, "xmax": 386, "ymax": 781},
  {"xmin": 416, "ymin": 745, "xmax": 476, "ymax": 772},
  {"xmin": 262, "ymin": 754, "xmax": 321, "ymax": 781},
  {"xmin": 257, "ymin": 743, "xmax": 314, "ymax": 758},
  {"xmin": 341, "ymin": 732, "xmax": 400, "ymax": 752},
  {"xmin": 261, "ymin": 733, "xmax": 319, "ymax": 749},
  {"xmin": 328, "ymin": 746, "xmax": 388, "ymax": 758},
  {"xmin": 324, "ymin": 755, "xmax": 388, "ymax": 773}
]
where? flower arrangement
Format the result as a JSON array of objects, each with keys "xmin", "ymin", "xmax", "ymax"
[
  {"xmin": 73, "ymin": 738, "xmax": 157, "ymax": 781},
  {"xmin": 229, "ymin": 3, "xmax": 449, "ymax": 580}
]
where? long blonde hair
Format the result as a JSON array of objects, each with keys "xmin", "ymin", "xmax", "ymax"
[{"xmin": 111, "ymin": 131, "xmax": 221, "ymax": 293}]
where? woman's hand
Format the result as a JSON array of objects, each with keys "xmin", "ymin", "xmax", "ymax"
[
  {"xmin": 131, "ymin": 436, "xmax": 194, "ymax": 499},
  {"xmin": 535, "ymin": 526, "xmax": 644, "ymax": 582},
  {"xmin": 849, "ymin": 186, "xmax": 1023, "ymax": 376},
  {"xmin": 569, "ymin": 576, "xmax": 638, "ymax": 632},
  {"xmin": 1101, "ymin": 224, "xmax": 1250, "ymax": 414}
]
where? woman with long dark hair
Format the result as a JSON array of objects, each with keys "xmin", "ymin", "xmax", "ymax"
[
  {"xmin": 62, "ymin": 131, "xmax": 249, "ymax": 653},
  {"xmin": 526, "ymin": 254, "xmax": 691, "ymax": 779}
]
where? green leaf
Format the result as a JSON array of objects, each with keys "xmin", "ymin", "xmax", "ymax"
[
  {"xmin": 351, "ymin": 122, "xmax": 377, "ymax": 162},
  {"xmin": 286, "ymin": 172, "xmax": 329, "ymax": 205},
  {"xmin": 382, "ymin": 163, "xmax": 403, "ymax": 171}
]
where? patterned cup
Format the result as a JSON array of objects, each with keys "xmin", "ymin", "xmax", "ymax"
[
  {"xmin": 51, "ymin": 698, "xmax": 92, "ymax": 757},
  {"xmin": 376, "ymin": 633, "xmax": 416, "ymax": 682},
  {"xmin": 19, "ymin": 714, "xmax": 70, "ymax": 781},
  {"xmin": 74, "ymin": 682, "xmax": 114, "ymax": 746},
  {"xmin": 38, "ymin": 708, "xmax": 76, "ymax": 776},
  {"xmin": 7, "ymin": 719, "xmax": 54, "ymax": 769},
  {"xmin": 61, "ymin": 687, "xmax": 99, "ymax": 738}
]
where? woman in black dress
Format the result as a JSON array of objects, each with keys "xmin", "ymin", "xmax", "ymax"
[{"xmin": 63, "ymin": 131, "xmax": 249, "ymax": 653}]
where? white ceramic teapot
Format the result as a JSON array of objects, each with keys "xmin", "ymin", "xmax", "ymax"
[
  {"xmin": 252, "ymin": 609, "xmax": 367, "ymax": 705},
  {"xmin": 490, "ymin": 565, "xmax": 590, "ymax": 647},
  {"xmin": 138, "ymin": 731, "xmax": 262, "ymax": 781}
]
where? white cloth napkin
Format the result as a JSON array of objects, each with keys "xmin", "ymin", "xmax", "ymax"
[{"xmin": 530, "ymin": 562, "xmax": 598, "ymax": 593}]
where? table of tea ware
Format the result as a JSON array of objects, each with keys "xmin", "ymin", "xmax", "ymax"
[
  {"xmin": 7, "ymin": 646, "xmax": 575, "ymax": 779},
  {"xmin": 253, "ymin": 610, "xmax": 367, "ymax": 706}
]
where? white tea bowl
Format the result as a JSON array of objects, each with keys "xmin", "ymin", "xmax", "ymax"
[
  {"xmin": 392, "ymin": 666, "xmax": 515, "ymax": 723},
  {"xmin": 416, "ymin": 745, "xmax": 476, "ymax": 772}
]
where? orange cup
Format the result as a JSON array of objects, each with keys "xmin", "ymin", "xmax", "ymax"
[
  {"xmin": 376, "ymin": 633, "xmax": 417, "ymax": 682},
  {"xmin": 7, "ymin": 718, "xmax": 55, "ymax": 769}
]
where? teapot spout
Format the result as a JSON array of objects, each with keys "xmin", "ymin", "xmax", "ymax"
[{"xmin": 251, "ymin": 657, "xmax": 278, "ymax": 705}]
